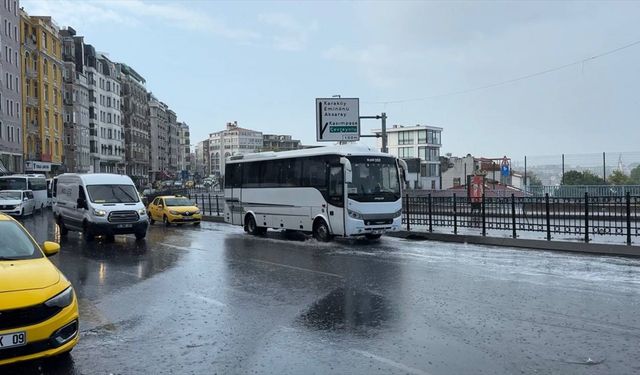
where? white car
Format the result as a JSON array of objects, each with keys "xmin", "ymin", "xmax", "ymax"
[{"xmin": 0, "ymin": 190, "xmax": 36, "ymax": 216}]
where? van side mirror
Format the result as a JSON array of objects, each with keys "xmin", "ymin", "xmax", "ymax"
[{"xmin": 77, "ymin": 198, "xmax": 86, "ymax": 209}]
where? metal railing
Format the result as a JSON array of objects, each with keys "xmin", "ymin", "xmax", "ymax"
[
  {"xmin": 187, "ymin": 192, "xmax": 223, "ymax": 216},
  {"xmin": 527, "ymin": 185, "xmax": 640, "ymax": 197},
  {"xmin": 404, "ymin": 193, "xmax": 640, "ymax": 245}
]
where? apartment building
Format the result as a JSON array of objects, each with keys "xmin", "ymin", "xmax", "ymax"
[
  {"xmin": 20, "ymin": 11, "xmax": 64, "ymax": 173},
  {"xmin": 0, "ymin": 0, "xmax": 21, "ymax": 173},
  {"xmin": 118, "ymin": 62, "xmax": 149, "ymax": 186},
  {"xmin": 207, "ymin": 121, "xmax": 262, "ymax": 176},
  {"xmin": 60, "ymin": 27, "xmax": 90, "ymax": 173},
  {"xmin": 373, "ymin": 124, "xmax": 443, "ymax": 189}
]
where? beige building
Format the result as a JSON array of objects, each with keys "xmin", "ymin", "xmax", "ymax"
[{"xmin": 20, "ymin": 11, "xmax": 64, "ymax": 173}]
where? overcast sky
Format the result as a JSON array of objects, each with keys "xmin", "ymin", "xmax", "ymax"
[{"xmin": 22, "ymin": 0, "xmax": 640, "ymax": 159}]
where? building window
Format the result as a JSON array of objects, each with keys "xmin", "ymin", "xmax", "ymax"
[
  {"xmin": 398, "ymin": 147, "xmax": 414, "ymax": 158},
  {"xmin": 398, "ymin": 131, "xmax": 414, "ymax": 145},
  {"xmin": 427, "ymin": 130, "xmax": 441, "ymax": 145}
]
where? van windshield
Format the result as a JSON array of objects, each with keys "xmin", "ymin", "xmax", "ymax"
[{"xmin": 86, "ymin": 185, "xmax": 140, "ymax": 204}]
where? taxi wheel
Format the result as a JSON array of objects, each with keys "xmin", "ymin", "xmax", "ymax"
[
  {"xmin": 193, "ymin": 222, "xmax": 201, "ymax": 226},
  {"xmin": 149, "ymin": 217, "xmax": 155, "ymax": 225},
  {"xmin": 163, "ymin": 215, "xmax": 171, "ymax": 227}
]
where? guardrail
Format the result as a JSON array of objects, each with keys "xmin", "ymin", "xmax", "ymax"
[{"xmin": 403, "ymin": 193, "xmax": 640, "ymax": 245}]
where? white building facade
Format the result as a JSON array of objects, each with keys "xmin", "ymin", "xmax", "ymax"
[
  {"xmin": 374, "ymin": 124, "xmax": 443, "ymax": 189},
  {"xmin": 0, "ymin": 0, "xmax": 22, "ymax": 173},
  {"xmin": 85, "ymin": 46, "xmax": 123, "ymax": 173},
  {"xmin": 208, "ymin": 121, "xmax": 262, "ymax": 176}
]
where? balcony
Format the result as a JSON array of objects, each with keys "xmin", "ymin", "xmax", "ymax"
[
  {"xmin": 25, "ymin": 67, "xmax": 37, "ymax": 79},
  {"xmin": 25, "ymin": 35, "xmax": 37, "ymax": 50},
  {"xmin": 26, "ymin": 97, "xmax": 39, "ymax": 107}
]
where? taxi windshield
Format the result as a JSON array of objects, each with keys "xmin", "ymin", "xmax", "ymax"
[
  {"xmin": 164, "ymin": 198, "xmax": 194, "ymax": 207},
  {"xmin": 0, "ymin": 221, "xmax": 42, "ymax": 260}
]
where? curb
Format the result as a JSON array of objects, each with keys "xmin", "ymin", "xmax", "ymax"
[
  {"xmin": 387, "ymin": 231, "xmax": 640, "ymax": 258},
  {"xmin": 202, "ymin": 216, "xmax": 226, "ymax": 223}
]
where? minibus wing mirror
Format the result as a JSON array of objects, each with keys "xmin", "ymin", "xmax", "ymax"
[
  {"xmin": 340, "ymin": 157, "xmax": 353, "ymax": 184},
  {"xmin": 398, "ymin": 159, "xmax": 409, "ymax": 183}
]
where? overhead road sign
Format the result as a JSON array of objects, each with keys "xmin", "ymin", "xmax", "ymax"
[{"xmin": 316, "ymin": 98, "xmax": 360, "ymax": 142}]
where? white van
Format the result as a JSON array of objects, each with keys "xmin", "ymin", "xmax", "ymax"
[{"xmin": 53, "ymin": 173, "xmax": 149, "ymax": 241}]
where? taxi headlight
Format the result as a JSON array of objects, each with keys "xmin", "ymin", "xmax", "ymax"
[
  {"xmin": 348, "ymin": 209, "xmax": 363, "ymax": 220},
  {"xmin": 45, "ymin": 286, "xmax": 74, "ymax": 308},
  {"xmin": 138, "ymin": 208, "xmax": 147, "ymax": 216},
  {"xmin": 169, "ymin": 210, "xmax": 180, "ymax": 215},
  {"xmin": 194, "ymin": 210, "xmax": 201, "ymax": 215},
  {"xmin": 93, "ymin": 209, "xmax": 106, "ymax": 217}
]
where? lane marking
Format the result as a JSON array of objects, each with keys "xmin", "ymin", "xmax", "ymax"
[
  {"xmin": 162, "ymin": 243, "xmax": 208, "ymax": 252},
  {"xmin": 352, "ymin": 349, "xmax": 433, "ymax": 375},
  {"xmin": 249, "ymin": 258, "xmax": 343, "ymax": 279},
  {"xmin": 186, "ymin": 292, "xmax": 226, "ymax": 307}
]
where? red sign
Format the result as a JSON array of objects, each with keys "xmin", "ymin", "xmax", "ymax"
[{"xmin": 469, "ymin": 175, "xmax": 484, "ymax": 203}]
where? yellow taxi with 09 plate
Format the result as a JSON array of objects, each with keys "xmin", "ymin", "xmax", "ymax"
[
  {"xmin": 148, "ymin": 195, "xmax": 202, "ymax": 226},
  {"xmin": 0, "ymin": 213, "xmax": 79, "ymax": 366}
]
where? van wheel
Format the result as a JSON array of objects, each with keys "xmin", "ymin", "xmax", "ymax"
[
  {"xmin": 135, "ymin": 231, "xmax": 146, "ymax": 240},
  {"xmin": 313, "ymin": 219, "xmax": 332, "ymax": 242},
  {"xmin": 163, "ymin": 215, "xmax": 171, "ymax": 227},
  {"xmin": 365, "ymin": 234, "xmax": 382, "ymax": 241},
  {"xmin": 83, "ymin": 224, "xmax": 94, "ymax": 242},
  {"xmin": 58, "ymin": 218, "xmax": 69, "ymax": 236}
]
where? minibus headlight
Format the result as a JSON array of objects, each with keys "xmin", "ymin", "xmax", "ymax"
[
  {"xmin": 348, "ymin": 209, "xmax": 363, "ymax": 220},
  {"xmin": 93, "ymin": 209, "xmax": 106, "ymax": 217},
  {"xmin": 138, "ymin": 208, "xmax": 147, "ymax": 216},
  {"xmin": 45, "ymin": 287, "xmax": 74, "ymax": 308},
  {"xmin": 393, "ymin": 209, "xmax": 402, "ymax": 218}
]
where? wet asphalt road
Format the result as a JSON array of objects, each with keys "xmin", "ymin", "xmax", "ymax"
[{"xmin": 4, "ymin": 210, "xmax": 640, "ymax": 375}]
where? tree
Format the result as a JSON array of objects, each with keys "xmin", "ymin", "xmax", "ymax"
[
  {"xmin": 562, "ymin": 170, "xmax": 606, "ymax": 185},
  {"xmin": 630, "ymin": 165, "xmax": 640, "ymax": 184},
  {"xmin": 528, "ymin": 174, "xmax": 543, "ymax": 187},
  {"xmin": 608, "ymin": 170, "xmax": 631, "ymax": 185}
]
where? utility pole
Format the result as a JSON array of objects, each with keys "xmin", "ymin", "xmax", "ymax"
[{"xmin": 360, "ymin": 112, "xmax": 388, "ymax": 153}]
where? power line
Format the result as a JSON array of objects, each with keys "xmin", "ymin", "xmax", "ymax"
[{"xmin": 366, "ymin": 39, "xmax": 640, "ymax": 105}]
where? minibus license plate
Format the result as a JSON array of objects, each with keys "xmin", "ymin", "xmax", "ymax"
[
  {"xmin": 0, "ymin": 331, "xmax": 26, "ymax": 350},
  {"xmin": 117, "ymin": 224, "xmax": 133, "ymax": 228}
]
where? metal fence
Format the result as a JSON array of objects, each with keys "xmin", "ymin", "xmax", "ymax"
[
  {"xmin": 526, "ymin": 185, "xmax": 640, "ymax": 197},
  {"xmin": 403, "ymin": 193, "xmax": 640, "ymax": 245},
  {"xmin": 187, "ymin": 192, "xmax": 224, "ymax": 216}
]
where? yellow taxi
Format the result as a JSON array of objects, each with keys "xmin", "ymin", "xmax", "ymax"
[
  {"xmin": 0, "ymin": 213, "xmax": 79, "ymax": 366},
  {"xmin": 147, "ymin": 195, "xmax": 202, "ymax": 226}
]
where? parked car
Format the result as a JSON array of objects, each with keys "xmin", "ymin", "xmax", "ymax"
[
  {"xmin": 53, "ymin": 173, "xmax": 149, "ymax": 241},
  {"xmin": 0, "ymin": 190, "xmax": 36, "ymax": 217},
  {"xmin": 0, "ymin": 213, "xmax": 79, "ymax": 366},
  {"xmin": 147, "ymin": 195, "xmax": 202, "ymax": 226}
]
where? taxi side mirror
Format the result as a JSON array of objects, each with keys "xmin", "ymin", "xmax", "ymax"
[{"xmin": 42, "ymin": 241, "xmax": 60, "ymax": 257}]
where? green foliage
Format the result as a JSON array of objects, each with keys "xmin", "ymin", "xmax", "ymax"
[
  {"xmin": 630, "ymin": 165, "xmax": 640, "ymax": 184},
  {"xmin": 528, "ymin": 174, "xmax": 543, "ymax": 187},
  {"xmin": 561, "ymin": 170, "xmax": 606, "ymax": 185},
  {"xmin": 608, "ymin": 170, "xmax": 631, "ymax": 185}
]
